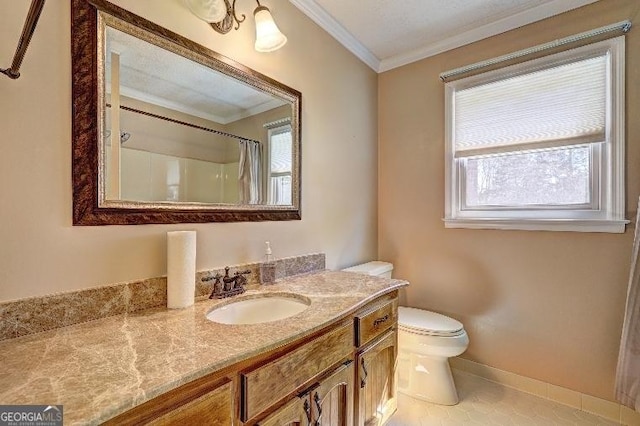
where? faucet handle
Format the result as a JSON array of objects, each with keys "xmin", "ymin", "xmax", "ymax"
[
  {"xmin": 232, "ymin": 270, "xmax": 251, "ymax": 289},
  {"xmin": 207, "ymin": 273, "xmax": 224, "ymax": 299}
]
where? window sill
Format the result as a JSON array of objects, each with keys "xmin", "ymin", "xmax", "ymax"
[{"xmin": 443, "ymin": 218, "xmax": 629, "ymax": 233}]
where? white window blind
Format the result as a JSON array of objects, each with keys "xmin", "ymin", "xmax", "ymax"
[{"xmin": 454, "ymin": 55, "xmax": 607, "ymax": 158}]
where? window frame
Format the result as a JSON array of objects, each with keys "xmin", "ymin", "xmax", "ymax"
[{"xmin": 444, "ymin": 36, "xmax": 627, "ymax": 233}]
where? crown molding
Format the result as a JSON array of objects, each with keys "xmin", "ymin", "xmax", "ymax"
[
  {"xmin": 289, "ymin": 0, "xmax": 380, "ymax": 71},
  {"xmin": 290, "ymin": 0, "xmax": 599, "ymax": 74},
  {"xmin": 379, "ymin": 0, "xmax": 599, "ymax": 72}
]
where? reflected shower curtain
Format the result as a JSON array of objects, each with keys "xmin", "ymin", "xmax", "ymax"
[
  {"xmin": 238, "ymin": 140, "xmax": 262, "ymax": 204},
  {"xmin": 615, "ymin": 197, "xmax": 640, "ymax": 410}
]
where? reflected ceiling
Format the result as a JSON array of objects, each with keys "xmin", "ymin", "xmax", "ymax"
[{"xmin": 105, "ymin": 27, "xmax": 286, "ymax": 124}]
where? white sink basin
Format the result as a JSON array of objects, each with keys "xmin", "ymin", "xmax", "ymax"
[{"xmin": 206, "ymin": 294, "xmax": 311, "ymax": 325}]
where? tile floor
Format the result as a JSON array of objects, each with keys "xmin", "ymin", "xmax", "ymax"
[{"xmin": 388, "ymin": 371, "xmax": 619, "ymax": 425}]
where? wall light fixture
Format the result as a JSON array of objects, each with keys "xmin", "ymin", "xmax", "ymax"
[{"xmin": 185, "ymin": 0, "xmax": 287, "ymax": 52}]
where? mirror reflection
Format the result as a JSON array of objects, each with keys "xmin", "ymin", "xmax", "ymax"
[{"xmin": 102, "ymin": 24, "xmax": 293, "ymax": 206}]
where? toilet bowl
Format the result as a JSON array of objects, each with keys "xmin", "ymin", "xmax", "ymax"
[
  {"xmin": 342, "ymin": 261, "xmax": 469, "ymax": 405},
  {"xmin": 397, "ymin": 307, "xmax": 469, "ymax": 405}
]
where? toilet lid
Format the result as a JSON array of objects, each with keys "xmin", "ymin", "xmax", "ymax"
[{"xmin": 398, "ymin": 307, "xmax": 464, "ymax": 337}]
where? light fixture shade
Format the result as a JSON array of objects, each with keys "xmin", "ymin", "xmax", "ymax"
[
  {"xmin": 254, "ymin": 6, "xmax": 287, "ymax": 52},
  {"xmin": 185, "ymin": 0, "xmax": 228, "ymax": 23}
]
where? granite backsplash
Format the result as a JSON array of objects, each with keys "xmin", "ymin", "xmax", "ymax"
[{"xmin": 0, "ymin": 253, "xmax": 325, "ymax": 341}]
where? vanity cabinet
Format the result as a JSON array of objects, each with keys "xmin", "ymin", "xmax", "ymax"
[{"xmin": 105, "ymin": 291, "xmax": 399, "ymax": 426}]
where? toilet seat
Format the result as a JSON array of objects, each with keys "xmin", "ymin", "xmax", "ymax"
[{"xmin": 398, "ymin": 307, "xmax": 465, "ymax": 337}]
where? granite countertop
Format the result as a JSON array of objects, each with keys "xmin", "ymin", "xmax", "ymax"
[{"xmin": 0, "ymin": 270, "xmax": 408, "ymax": 425}]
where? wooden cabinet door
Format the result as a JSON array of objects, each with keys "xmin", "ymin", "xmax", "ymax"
[
  {"xmin": 355, "ymin": 330, "xmax": 397, "ymax": 426},
  {"xmin": 311, "ymin": 361, "xmax": 354, "ymax": 426},
  {"xmin": 258, "ymin": 361, "xmax": 354, "ymax": 426},
  {"xmin": 258, "ymin": 394, "xmax": 311, "ymax": 426}
]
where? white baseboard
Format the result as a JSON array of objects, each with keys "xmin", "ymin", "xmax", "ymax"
[{"xmin": 450, "ymin": 358, "xmax": 640, "ymax": 425}]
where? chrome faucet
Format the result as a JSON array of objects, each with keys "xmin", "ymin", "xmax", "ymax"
[{"xmin": 203, "ymin": 266, "xmax": 251, "ymax": 299}]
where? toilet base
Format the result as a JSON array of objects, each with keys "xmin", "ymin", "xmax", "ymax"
[{"xmin": 397, "ymin": 353, "xmax": 460, "ymax": 405}]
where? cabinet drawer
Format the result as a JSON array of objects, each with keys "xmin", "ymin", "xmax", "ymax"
[
  {"xmin": 354, "ymin": 299, "xmax": 397, "ymax": 348},
  {"xmin": 147, "ymin": 380, "xmax": 232, "ymax": 426},
  {"xmin": 241, "ymin": 322, "xmax": 354, "ymax": 422},
  {"xmin": 105, "ymin": 377, "xmax": 233, "ymax": 426}
]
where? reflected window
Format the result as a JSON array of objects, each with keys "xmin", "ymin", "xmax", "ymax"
[{"xmin": 267, "ymin": 125, "xmax": 292, "ymax": 205}]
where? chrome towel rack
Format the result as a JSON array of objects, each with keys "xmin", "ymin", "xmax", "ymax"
[{"xmin": 1, "ymin": 0, "xmax": 46, "ymax": 79}]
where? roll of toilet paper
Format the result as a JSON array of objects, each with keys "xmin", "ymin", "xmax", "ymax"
[{"xmin": 167, "ymin": 230, "xmax": 196, "ymax": 309}]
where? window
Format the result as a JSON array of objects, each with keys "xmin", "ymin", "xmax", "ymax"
[
  {"xmin": 267, "ymin": 124, "xmax": 292, "ymax": 205},
  {"xmin": 444, "ymin": 37, "xmax": 626, "ymax": 233}
]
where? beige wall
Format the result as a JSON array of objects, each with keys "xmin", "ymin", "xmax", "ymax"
[
  {"xmin": 0, "ymin": 1, "xmax": 378, "ymax": 301},
  {"xmin": 379, "ymin": 0, "xmax": 640, "ymax": 401}
]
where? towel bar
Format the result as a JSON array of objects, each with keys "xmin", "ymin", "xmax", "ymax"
[{"xmin": 1, "ymin": 0, "xmax": 46, "ymax": 79}]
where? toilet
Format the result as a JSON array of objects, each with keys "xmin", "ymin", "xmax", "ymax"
[{"xmin": 342, "ymin": 261, "xmax": 469, "ymax": 405}]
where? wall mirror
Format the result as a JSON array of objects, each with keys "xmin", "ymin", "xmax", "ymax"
[{"xmin": 72, "ymin": 0, "xmax": 301, "ymax": 225}]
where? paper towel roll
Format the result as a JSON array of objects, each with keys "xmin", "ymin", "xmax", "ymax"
[{"xmin": 167, "ymin": 230, "xmax": 196, "ymax": 309}]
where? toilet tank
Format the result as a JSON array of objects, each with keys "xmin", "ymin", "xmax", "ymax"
[{"xmin": 342, "ymin": 261, "xmax": 394, "ymax": 278}]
